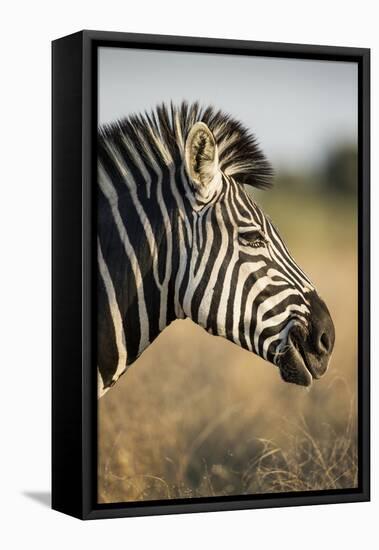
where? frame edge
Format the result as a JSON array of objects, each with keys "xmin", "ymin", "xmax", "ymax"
[{"xmin": 52, "ymin": 31, "xmax": 86, "ymax": 520}]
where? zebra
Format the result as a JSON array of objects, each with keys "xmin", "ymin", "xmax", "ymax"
[{"xmin": 97, "ymin": 102, "xmax": 335, "ymax": 398}]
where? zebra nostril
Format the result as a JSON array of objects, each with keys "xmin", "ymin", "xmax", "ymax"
[
  {"xmin": 307, "ymin": 290, "xmax": 335, "ymax": 357},
  {"xmin": 318, "ymin": 331, "xmax": 331, "ymax": 354}
]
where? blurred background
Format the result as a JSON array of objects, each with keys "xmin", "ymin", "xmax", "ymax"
[{"xmin": 98, "ymin": 48, "xmax": 358, "ymax": 503}]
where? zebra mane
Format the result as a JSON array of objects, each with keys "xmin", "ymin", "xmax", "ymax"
[{"xmin": 99, "ymin": 101, "xmax": 273, "ymax": 189}]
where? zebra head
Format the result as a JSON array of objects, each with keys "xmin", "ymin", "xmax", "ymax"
[
  {"xmin": 97, "ymin": 103, "xmax": 335, "ymax": 396},
  {"xmin": 179, "ymin": 120, "xmax": 335, "ymax": 387}
]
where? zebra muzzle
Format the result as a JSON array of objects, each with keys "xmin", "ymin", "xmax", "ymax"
[
  {"xmin": 278, "ymin": 333, "xmax": 314, "ymax": 387},
  {"xmin": 278, "ymin": 293, "xmax": 335, "ymax": 387}
]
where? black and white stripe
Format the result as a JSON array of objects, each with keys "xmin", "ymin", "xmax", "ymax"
[{"xmin": 97, "ymin": 102, "xmax": 315, "ymax": 397}]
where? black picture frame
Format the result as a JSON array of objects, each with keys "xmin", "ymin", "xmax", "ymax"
[{"xmin": 52, "ymin": 30, "xmax": 370, "ymax": 520}]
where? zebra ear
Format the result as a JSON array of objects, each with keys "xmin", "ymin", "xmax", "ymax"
[{"xmin": 185, "ymin": 122, "xmax": 221, "ymax": 199}]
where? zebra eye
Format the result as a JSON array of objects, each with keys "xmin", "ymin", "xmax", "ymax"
[{"xmin": 238, "ymin": 229, "xmax": 267, "ymax": 248}]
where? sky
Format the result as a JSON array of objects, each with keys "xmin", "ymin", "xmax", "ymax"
[{"xmin": 98, "ymin": 47, "xmax": 358, "ymax": 171}]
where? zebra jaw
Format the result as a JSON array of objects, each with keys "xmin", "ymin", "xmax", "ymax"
[{"xmin": 277, "ymin": 333, "xmax": 315, "ymax": 387}]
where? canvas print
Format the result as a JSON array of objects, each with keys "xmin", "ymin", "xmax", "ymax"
[{"xmin": 96, "ymin": 48, "xmax": 358, "ymax": 504}]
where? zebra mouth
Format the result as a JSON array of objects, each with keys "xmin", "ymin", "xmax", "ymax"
[{"xmin": 278, "ymin": 333, "xmax": 315, "ymax": 387}]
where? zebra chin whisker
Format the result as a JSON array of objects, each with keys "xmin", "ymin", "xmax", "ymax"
[{"xmin": 272, "ymin": 344, "xmax": 291, "ymax": 365}]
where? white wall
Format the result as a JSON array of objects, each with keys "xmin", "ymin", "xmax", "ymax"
[{"xmin": 1, "ymin": 1, "xmax": 376, "ymax": 548}]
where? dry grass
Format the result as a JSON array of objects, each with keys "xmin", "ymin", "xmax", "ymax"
[{"xmin": 98, "ymin": 193, "xmax": 358, "ymax": 503}]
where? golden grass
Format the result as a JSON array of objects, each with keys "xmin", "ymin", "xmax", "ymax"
[{"xmin": 98, "ymin": 193, "xmax": 358, "ymax": 503}]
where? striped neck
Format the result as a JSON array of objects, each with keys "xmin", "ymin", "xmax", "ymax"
[{"xmin": 97, "ymin": 147, "xmax": 191, "ymax": 387}]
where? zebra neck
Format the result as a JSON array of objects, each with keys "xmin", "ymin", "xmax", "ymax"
[
  {"xmin": 126, "ymin": 254, "xmax": 179, "ymax": 364},
  {"xmin": 98, "ymin": 230, "xmax": 179, "ymax": 390},
  {"xmin": 97, "ymin": 143, "xmax": 189, "ymax": 389}
]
